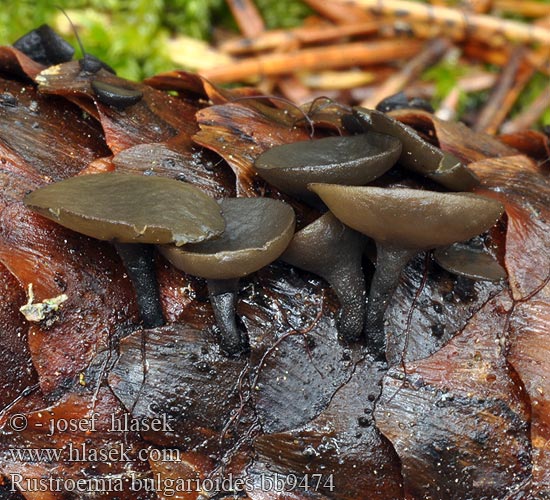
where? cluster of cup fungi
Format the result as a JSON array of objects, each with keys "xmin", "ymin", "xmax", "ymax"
[
  {"xmin": 17, "ymin": 25, "xmax": 506, "ymax": 360},
  {"xmin": 23, "ymin": 111, "xmax": 505, "ymax": 360}
]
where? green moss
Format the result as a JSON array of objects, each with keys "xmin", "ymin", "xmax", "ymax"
[
  {"xmin": 423, "ymin": 60, "xmax": 466, "ymax": 103},
  {"xmin": 255, "ymin": 0, "xmax": 312, "ymax": 29},
  {"xmin": 2, "ymin": 0, "xmax": 311, "ymax": 80},
  {"xmin": 2, "ymin": 0, "xmax": 229, "ymax": 79},
  {"xmin": 2, "ymin": 0, "xmax": 548, "ymax": 129},
  {"xmin": 510, "ymin": 71, "xmax": 550, "ymax": 128}
]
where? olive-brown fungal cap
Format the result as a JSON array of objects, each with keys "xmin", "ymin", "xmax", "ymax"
[
  {"xmin": 309, "ymin": 184, "xmax": 504, "ymax": 250},
  {"xmin": 434, "ymin": 242, "xmax": 507, "ymax": 281},
  {"xmin": 159, "ymin": 197, "xmax": 295, "ymax": 280},
  {"xmin": 349, "ymin": 107, "xmax": 480, "ymax": 191},
  {"xmin": 254, "ymin": 133, "xmax": 402, "ymax": 203},
  {"xmin": 24, "ymin": 172, "xmax": 225, "ymax": 245}
]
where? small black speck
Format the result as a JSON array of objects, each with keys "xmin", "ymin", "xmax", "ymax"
[
  {"xmin": 162, "ymin": 157, "xmax": 177, "ymax": 169},
  {"xmin": 194, "ymin": 361, "xmax": 210, "ymax": 372},
  {"xmin": 0, "ymin": 93, "xmax": 17, "ymax": 107},
  {"xmin": 453, "ymin": 276, "xmax": 477, "ymax": 302},
  {"xmin": 54, "ymin": 273, "xmax": 67, "ymax": 292},
  {"xmin": 305, "ymin": 335, "xmax": 316, "ymax": 349},
  {"xmin": 168, "ymin": 406, "xmax": 180, "ymax": 417},
  {"xmin": 431, "ymin": 323, "xmax": 445, "ymax": 338},
  {"xmin": 341, "ymin": 349, "xmax": 352, "ymax": 361},
  {"xmin": 357, "ymin": 416, "xmax": 371, "ymax": 427}
]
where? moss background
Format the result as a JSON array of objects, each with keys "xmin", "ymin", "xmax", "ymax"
[
  {"xmin": 1, "ymin": 0, "xmax": 311, "ymax": 80},
  {"xmin": 1, "ymin": 1, "xmax": 549, "ymax": 127}
]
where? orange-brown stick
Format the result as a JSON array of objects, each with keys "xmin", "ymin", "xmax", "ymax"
[
  {"xmin": 361, "ymin": 37, "xmax": 451, "ymax": 108},
  {"xmin": 474, "ymin": 48, "xmax": 535, "ymax": 134},
  {"xmin": 302, "ymin": 0, "xmax": 374, "ymax": 24},
  {"xmin": 494, "ymin": 0, "xmax": 550, "ymax": 18},
  {"xmin": 220, "ymin": 22, "xmax": 380, "ymax": 54},
  {"xmin": 225, "ymin": 0, "xmax": 265, "ymax": 38},
  {"xmin": 335, "ymin": 0, "xmax": 550, "ymax": 46},
  {"xmin": 501, "ymin": 86, "xmax": 550, "ymax": 133},
  {"xmin": 200, "ymin": 39, "xmax": 423, "ymax": 83}
]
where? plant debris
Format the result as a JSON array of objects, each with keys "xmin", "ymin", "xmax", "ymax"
[
  {"xmin": 0, "ymin": 4, "xmax": 549, "ymax": 499},
  {"xmin": 19, "ymin": 283, "xmax": 68, "ymax": 323}
]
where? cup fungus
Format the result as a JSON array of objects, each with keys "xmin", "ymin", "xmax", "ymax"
[
  {"xmin": 254, "ymin": 133, "xmax": 402, "ymax": 205},
  {"xmin": 24, "ymin": 172, "xmax": 225, "ymax": 328},
  {"xmin": 159, "ymin": 197, "xmax": 296, "ymax": 355},
  {"xmin": 434, "ymin": 241, "xmax": 507, "ymax": 282},
  {"xmin": 376, "ymin": 91, "xmax": 434, "ymax": 113},
  {"xmin": 91, "ymin": 80, "xmax": 144, "ymax": 110},
  {"xmin": 308, "ymin": 183, "xmax": 505, "ymax": 359},
  {"xmin": 281, "ymin": 212, "xmax": 367, "ymax": 342},
  {"xmin": 345, "ymin": 107, "xmax": 480, "ymax": 191},
  {"xmin": 79, "ymin": 55, "xmax": 116, "ymax": 75}
]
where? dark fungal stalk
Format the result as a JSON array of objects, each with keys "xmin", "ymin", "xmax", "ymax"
[
  {"xmin": 23, "ymin": 172, "xmax": 225, "ymax": 333},
  {"xmin": 114, "ymin": 243, "xmax": 164, "ymax": 328},
  {"xmin": 309, "ymin": 184, "xmax": 505, "ymax": 359},
  {"xmin": 207, "ymin": 278, "xmax": 245, "ymax": 355},
  {"xmin": 159, "ymin": 197, "xmax": 296, "ymax": 356},
  {"xmin": 281, "ymin": 212, "xmax": 367, "ymax": 342},
  {"xmin": 364, "ymin": 245, "xmax": 416, "ymax": 356}
]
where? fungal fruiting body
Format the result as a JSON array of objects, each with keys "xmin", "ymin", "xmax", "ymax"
[
  {"xmin": 346, "ymin": 107, "xmax": 480, "ymax": 191},
  {"xmin": 159, "ymin": 197, "xmax": 296, "ymax": 355},
  {"xmin": 91, "ymin": 80, "xmax": 144, "ymax": 109},
  {"xmin": 24, "ymin": 172, "xmax": 225, "ymax": 330},
  {"xmin": 434, "ymin": 240, "xmax": 507, "ymax": 282},
  {"xmin": 254, "ymin": 132, "xmax": 402, "ymax": 205},
  {"xmin": 309, "ymin": 184, "xmax": 505, "ymax": 359},
  {"xmin": 281, "ymin": 212, "xmax": 367, "ymax": 342},
  {"xmin": 24, "ymin": 173, "xmax": 225, "ymax": 245}
]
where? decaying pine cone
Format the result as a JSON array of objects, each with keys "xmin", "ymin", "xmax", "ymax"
[{"xmin": 0, "ymin": 30, "xmax": 549, "ymax": 500}]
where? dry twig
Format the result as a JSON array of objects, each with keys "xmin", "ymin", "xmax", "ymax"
[
  {"xmin": 220, "ymin": 22, "xmax": 380, "ymax": 55},
  {"xmin": 494, "ymin": 0, "xmax": 550, "ymax": 18},
  {"xmin": 501, "ymin": 87, "xmax": 550, "ymax": 134},
  {"xmin": 200, "ymin": 39, "xmax": 423, "ymax": 83},
  {"xmin": 474, "ymin": 47, "xmax": 535, "ymax": 134},
  {"xmin": 225, "ymin": 0, "xmax": 265, "ymax": 38},
  {"xmin": 302, "ymin": 0, "xmax": 374, "ymax": 24},
  {"xmin": 334, "ymin": 0, "xmax": 550, "ymax": 47},
  {"xmin": 361, "ymin": 37, "xmax": 451, "ymax": 108}
]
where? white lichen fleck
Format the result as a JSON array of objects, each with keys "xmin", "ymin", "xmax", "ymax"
[{"xmin": 19, "ymin": 283, "xmax": 68, "ymax": 323}]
